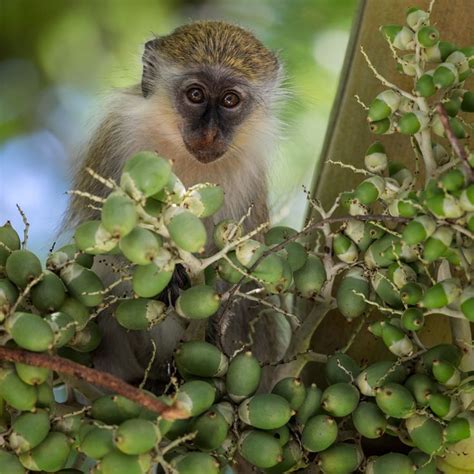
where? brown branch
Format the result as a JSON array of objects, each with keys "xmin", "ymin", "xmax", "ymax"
[
  {"xmin": 0, "ymin": 346, "xmax": 188, "ymax": 421},
  {"xmin": 435, "ymin": 103, "xmax": 473, "ymax": 180},
  {"xmin": 217, "ymin": 214, "xmax": 409, "ymax": 352}
]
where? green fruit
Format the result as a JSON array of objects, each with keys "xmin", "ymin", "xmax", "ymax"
[
  {"xmin": 445, "ymin": 413, "xmax": 474, "ymax": 444},
  {"xmin": 434, "ymin": 62, "xmax": 459, "ymax": 88},
  {"xmin": 166, "ymin": 209, "xmax": 207, "ymax": 253},
  {"xmin": 19, "ymin": 431, "xmax": 70, "ymax": 472},
  {"xmin": 119, "ymin": 227, "xmax": 161, "ymax": 265},
  {"xmin": 226, "ymin": 352, "xmax": 261, "ymax": 402},
  {"xmin": 116, "ymin": 298, "xmax": 165, "ymax": 330},
  {"xmin": 74, "ymin": 221, "xmax": 117, "ymax": 254},
  {"xmin": 5, "ymin": 312, "xmax": 54, "ymax": 351},
  {"xmin": 321, "ymin": 383, "xmax": 359, "ymax": 417},
  {"xmin": 318, "ymin": 443, "xmax": 363, "ymax": 474},
  {"xmin": 15, "ymin": 363, "xmax": 50, "ymax": 386},
  {"xmin": 213, "ymin": 219, "xmax": 242, "ymax": 249},
  {"xmin": 415, "ymin": 74, "xmax": 436, "ymax": 97},
  {"xmin": 115, "ymin": 419, "xmax": 159, "ymax": 455},
  {"xmin": 387, "ymin": 262, "xmax": 416, "ymax": 289},
  {"xmin": 364, "ymin": 141, "xmax": 388, "ymax": 173},
  {"xmin": 325, "ymin": 353, "xmax": 361, "ymax": 384},
  {"xmin": 176, "ymin": 285, "xmax": 220, "ymax": 320},
  {"xmin": 423, "ymin": 227, "xmax": 453, "ymax": 262},
  {"xmin": 182, "ymin": 184, "xmax": 224, "ymax": 218},
  {"xmin": 460, "ymin": 286, "xmax": 474, "ymax": 321},
  {"xmin": 368, "ymin": 90, "xmax": 400, "ymax": 121},
  {"xmin": 401, "ymin": 308, "xmax": 424, "ymax": 332},
  {"xmin": 91, "ymin": 395, "xmax": 141, "ymax": 425},
  {"xmin": 406, "ymin": 414, "xmax": 444, "ymax": 455},
  {"xmin": 432, "ymin": 359, "xmax": 461, "ymax": 387},
  {"xmin": 461, "ymin": 91, "xmax": 474, "ymax": 112},
  {"xmin": 0, "ymin": 278, "xmax": 18, "ymax": 313},
  {"xmin": 425, "ymin": 41, "xmax": 457, "ymax": 62},
  {"xmin": 405, "ymin": 374, "xmax": 437, "ymax": 407},
  {"xmin": 60, "ymin": 263, "xmax": 104, "ymax": 307},
  {"xmin": 429, "ymin": 392, "xmax": 461, "ymax": 420},
  {"xmin": 0, "ymin": 368, "xmax": 37, "ymax": 411},
  {"xmin": 375, "ymin": 383, "xmax": 416, "ymax": 419},
  {"xmin": 46, "ymin": 244, "xmax": 93, "ymax": 270},
  {"xmin": 356, "ymin": 361, "xmax": 408, "ymax": 396},
  {"xmin": 152, "ymin": 172, "xmax": 185, "ymax": 203},
  {"xmin": 268, "ymin": 425, "xmax": 290, "ymax": 447},
  {"xmin": 398, "ymin": 112, "xmax": 428, "ymax": 134},
  {"xmin": 170, "ymin": 452, "xmax": 219, "ymax": 474},
  {"xmin": 265, "ymin": 440, "xmax": 302, "ymax": 474},
  {"xmin": 352, "ymin": 402, "xmax": 387, "ymax": 439},
  {"xmin": 68, "ymin": 321, "xmax": 101, "ymax": 352},
  {"xmin": 120, "ymin": 151, "xmax": 171, "ymax": 198},
  {"xmin": 238, "ymin": 394, "xmax": 292, "ymax": 429},
  {"xmin": 336, "ymin": 267, "xmax": 369, "ymax": 320},
  {"xmin": 408, "ymin": 449, "xmax": 436, "ymax": 474},
  {"xmin": 400, "ymin": 282, "xmax": 424, "ymax": 305},
  {"xmin": 302, "ymin": 415, "xmax": 337, "ymax": 452},
  {"xmin": 192, "ymin": 407, "xmax": 229, "ymax": 450},
  {"xmin": 369, "ymin": 118, "xmax": 391, "ymax": 134},
  {"xmin": 381, "ymin": 322, "xmax": 414, "ymax": 356},
  {"xmin": 460, "ymin": 184, "xmax": 474, "ymax": 212},
  {"xmin": 0, "ymin": 222, "xmax": 21, "ymax": 268},
  {"xmin": 333, "ymin": 234, "xmax": 358, "ymax": 263},
  {"xmin": 176, "ymin": 380, "xmax": 216, "ymax": 417},
  {"xmin": 425, "ymin": 193, "xmax": 463, "ymax": 219},
  {"xmin": 295, "ymin": 383, "xmax": 322, "ymax": 425},
  {"xmin": 293, "ymin": 255, "xmax": 326, "ymax": 298},
  {"xmin": 239, "ymin": 430, "xmax": 282, "ymax": 469},
  {"xmin": 176, "ymin": 341, "xmax": 228, "ymax": 378},
  {"xmin": 30, "ymin": 270, "xmax": 66, "ymax": 312},
  {"xmin": 446, "ymin": 50, "xmax": 471, "ymax": 81},
  {"xmin": 132, "ymin": 263, "xmax": 174, "ymax": 298},
  {"xmin": 364, "ymin": 234, "xmax": 401, "ymax": 268},
  {"xmin": 402, "ymin": 216, "xmax": 436, "ymax": 245},
  {"xmin": 421, "ymin": 279, "xmax": 461, "ymax": 309},
  {"xmin": 99, "ymin": 450, "xmax": 151, "ymax": 474},
  {"xmin": 44, "ymin": 311, "xmax": 76, "ymax": 348},
  {"xmin": 367, "ymin": 453, "xmax": 414, "ymax": 474},
  {"xmin": 80, "ymin": 426, "xmax": 114, "ymax": 459},
  {"xmin": 406, "ymin": 7, "xmax": 429, "ymax": 29},
  {"xmin": 5, "ymin": 250, "xmax": 42, "ymax": 288},
  {"xmin": 272, "ymin": 377, "xmax": 306, "ymax": 410},
  {"xmin": 416, "ymin": 26, "xmax": 439, "ymax": 47},
  {"xmin": 101, "ymin": 192, "xmax": 138, "ymax": 237},
  {"xmin": 10, "ymin": 409, "xmax": 50, "ymax": 453},
  {"xmin": 380, "ymin": 25, "xmax": 414, "ymax": 50},
  {"xmin": 371, "ymin": 272, "xmax": 403, "ymax": 309},
  {"xmin": 0, "ymin": 450, "xmax": 25, "ymax": 474},
  {"xmin": 264, "ymin": 226, "xmax": 307, "ymax": 272},
  {"xmin": 217, "ymin": 252, "xmax": 247, "ymax": 284}
]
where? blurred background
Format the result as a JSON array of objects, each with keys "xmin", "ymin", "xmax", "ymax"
[{"xmin": 0, "ymin": 0, "xmax": 358, "ymax": 258}]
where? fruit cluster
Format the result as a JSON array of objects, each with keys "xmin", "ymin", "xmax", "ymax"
[{"xmin": 0, "ymin": 3, "xmax": 473, "ymax": 474}]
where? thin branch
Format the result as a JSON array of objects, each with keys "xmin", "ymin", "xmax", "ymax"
[
  {"xmin": 435, "ymin": 104, "xmax": 473, "ymax": 180},
  {"xmin": 15, "ymin": 204, "xmax": 30, "ymax": 248},
  {"xmin": 0, "ymin": 346, "xmax": 187, "ymax": 420}
]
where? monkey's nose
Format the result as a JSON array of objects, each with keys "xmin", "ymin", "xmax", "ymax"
[{"xmin": 202, "ymin": 127, "xmax": 219, "ymax": 146}]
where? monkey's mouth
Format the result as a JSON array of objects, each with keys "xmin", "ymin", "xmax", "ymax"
[{"xmin": 183, "ymin": 140, "xmax": 228, "ymax": 164}]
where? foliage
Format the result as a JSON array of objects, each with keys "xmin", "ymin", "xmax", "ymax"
[{"xmin": 0, "ymin": 3, "xmax": 473, "ymax": 473}]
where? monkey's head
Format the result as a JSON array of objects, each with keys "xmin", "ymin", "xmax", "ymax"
[{"xmin": 140, "ymin": 21, "xmax": 282, "ymax": 164}]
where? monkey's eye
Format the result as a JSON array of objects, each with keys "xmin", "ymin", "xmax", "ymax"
[
  {"xmin": 221, "ymin": 91, "xmax": 240, "ymax": 108},
  {"xmin": 186, "ymin": 87, "xmax": 206, "ymax": 104}
]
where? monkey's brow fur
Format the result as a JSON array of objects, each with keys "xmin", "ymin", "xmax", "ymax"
[{"xmin": 153, "ymin": 21, "xmax": 280, "ymax": 82}]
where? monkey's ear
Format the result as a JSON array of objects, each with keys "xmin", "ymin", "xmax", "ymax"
[{"xmin": 141, "ymin": 38, "xmax": 159, "ymax": 98}]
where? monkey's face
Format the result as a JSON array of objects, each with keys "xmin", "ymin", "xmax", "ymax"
[{"xmin": 173, "ymin": 70, "xmax": 254, "ymax": 164}]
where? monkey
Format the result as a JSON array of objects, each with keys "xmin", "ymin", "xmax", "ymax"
[{"xmin": 64, "ymin": 21, "xmax": 285, "ymax": 385}]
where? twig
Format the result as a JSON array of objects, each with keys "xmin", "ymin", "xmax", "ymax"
[
  {"xmin": 360, "ymin": 46, "xmax": 417, "ymax": 101},
  {"xmin": 9, "ymin": 273, "xmax": 44, "ymax": 315},
  {"xmin": 435, "ymin": 104, "xmax": 473, "ymax": 180},
  {"xmin": 0, "ymin": 346, "xmax": 187, "ymax": 420},
  {"xmin": 15, "ymin": 204, "xmax": 30, "ymax": 248}
]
